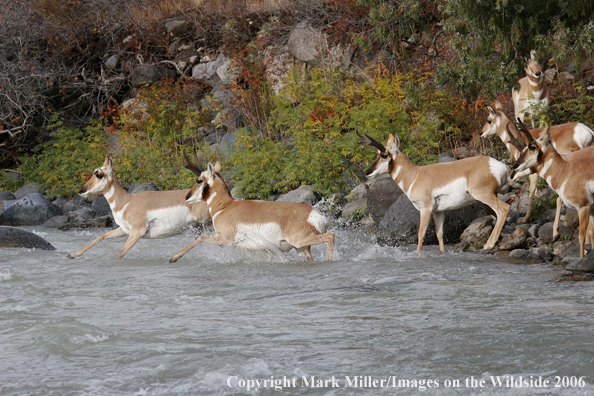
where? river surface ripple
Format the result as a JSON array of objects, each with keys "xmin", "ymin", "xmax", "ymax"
[{"xmin": 1, "ymin": 227, "xmax": 593, "ymax": 395}]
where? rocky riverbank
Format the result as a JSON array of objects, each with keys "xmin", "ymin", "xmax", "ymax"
[{"xmin": 2, "ymin": 168, "xmax": 593, "ymax": 282}]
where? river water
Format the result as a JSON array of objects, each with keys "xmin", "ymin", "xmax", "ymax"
[{"xmin": 1, "ymin": 226, "xmax": 593, "ymax": 395}]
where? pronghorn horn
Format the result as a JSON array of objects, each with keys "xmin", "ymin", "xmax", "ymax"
[
  {"xmin": 357, "ymin": 132, "xmax": 386, "ymax": 152},
  {"xmin": 515, "ymin": 117, "xmax": 535, "ymax": 144},
  {"xmin": 183, "ymin": 150, "xmax": 203, "ymax": 176},
  {"xmin": 506, "ymin": 122, "xmax": 526, "ymax": 151}
]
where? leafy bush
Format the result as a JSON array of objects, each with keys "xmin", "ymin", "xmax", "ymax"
[
  {"xmin": 227, "ymin": 67, "xmax": 474, "ymax": 199},
  {"xmin": 2, "ymin": 114, "xmax": 108, "ymax": 198},
  {"xmin": 112, "ymin": 80, "xmax": 215, "ymax": 190}
]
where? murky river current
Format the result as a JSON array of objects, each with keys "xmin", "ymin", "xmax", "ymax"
[{"xmin": 1, "ymin": 226, "xmax": 594, "ymax": 395}]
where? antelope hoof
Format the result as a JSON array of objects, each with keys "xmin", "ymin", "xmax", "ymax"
[
  {"xmin": 169, "ymin": 256, "xmax": 179, "ymax": 263},
  {"xmin": 67, "ymin": 254, "xmax": 76, "ymax": 259}
]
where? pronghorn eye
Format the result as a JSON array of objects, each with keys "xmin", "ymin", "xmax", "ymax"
[
  {"xmin": 197, "ymin": 179, "xmax": 203, "ymax": 184},
  {"xmin": 96, "ymin": 173, "xmax": 104, "ymax": 179},
  {"xmin": 529, "ymin": 145, "xmax": 536, "ymax": 151},
  {"xmin": 487, "ymin": 120, "xmax": 492, "ymax": 124},
  {"xmin": 380, "ymin": 154, "xmax": 389, "ymax": 159}
]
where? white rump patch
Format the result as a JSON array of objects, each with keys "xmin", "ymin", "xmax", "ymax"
[
  {"xmin": 488, "ymin": 158, "xmax": 509, "ymax": 187},
  {"xmin": 308, "ymin": 210, "xmax": 328, "ymax": 233},
  {"xmin": 144, "ymin": 206, "xmax": 193, "ymax": 238},
  {"xmin": 574, "ymin": 123, "xmax": 594, "ymax": 149}
]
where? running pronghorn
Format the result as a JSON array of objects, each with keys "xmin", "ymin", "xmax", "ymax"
[
  {"xmin": 68, "ymin": 155, "xmax": 210, "ymax": 258},
  {"xmin": 507, "ymin": 119, "xmax": 594, "ymax": 241},
  {"xmin": 169, "ymin": 160, "xmax": 334, "ymax": 262},
  {"xmin": 480, "ymin": 100, "xmax": 594, "ymax": 222},
  {"xmin": 512, "ymin": 122, "xmax": 594, "ymax": 258},
  {"xmin": 512, "ymin": 50, "xmax": 551, "ymax": 128},
  {"xmin": 359, "ymin": 133, "xmax": 510, "ymax": 252}
]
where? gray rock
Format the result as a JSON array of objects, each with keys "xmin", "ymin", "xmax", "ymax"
[
  {"xmin": 367, "ymin": 174, "xmax": 402, "ymax": 223},
  {"xmin": 216, "ymin": 58, "xmax": 240, "ymax": 87},
  {"xmin": 377, "ymin": 194, "xmax": 486, "ymax": 246},
  {"xmin": 509, "ymin": 249, "xmax": 543, "ymax": 263},
  {"xmin": 105, "ymin": 54, "xmax": 118, "ymax": 70},
  {"xmin": 52, "ymin": 196, "xmax": 69, "ymax": 211},
  {"xmin": 0, "ymin": 191, "xmax": 16, "ymax": 200},
  {"xmin": 14, "ymin": 183, "xmax": 41, "ymax": 199},
  {"xmin": 498, "ymin": 228, "xmax": 528, "ymax": 251},
  {"xmin": 71, "ymin": 207, "xmax": 97, "ymax": 222},
  {"xmin": 43, "ymin": 215, "xmax": 70, "ymax": 227},
  {"xmin": 0, "ymin": 226, "xmax": 55, "ymax": 250},
  {"xmin": 63, "ymin": 195, "xmax": 91, "ymax": 213},
  {"xmin": 528, "ymin": 224, "xmax": 540, "ymax": 238},
  {"xmin": 541, "ymin": 208, "xmax": 557, "ymax": 223},
  {"xmin": 457, "ymin": 216, "xmax": 494, "ymax": 252},
  {"xmin": 538, "ymin": 222, "xmax": 556, "ymax": 244},
  {"xmin": 130, "ymin": 182, "xmax": 159, "ymax": 194},
  {"xmin": 0, "ymin": 193, "xmax": 62, "ymax": 226},
  {"xmin": 131, "ymin": 65, "xmax": 177, "ymax": 88},
  {"xmin": 58, "ymin": 215, "xmax": 114, "ymax": 230},
  {"xmin": 91, "ymin": 195, "xmax": 111, "ymax": 216},
  {"xmin": 530, "ymin": 246, "xmax": 554, "ymax": 262},
  {"xmin": 277, "ymin": 185, "xmax": 317, "ymax": 206},
  {"xmin": 346, "ymin": 184, "xmax": 369, "ymax": 202},
  {"xmin": 437, "ymin": 155, "xmax": 457, "ymax": 163},
  {"xmin": 566, "ymin": 249, "xmax": 594, "ymax": 273},
  {"xmin": 287, "ymin": 20, "xmax": 325, "ymax": 66},
  {"xmin": 506, "ymin": 209, "xmax": 520, "ymax": 225},
  {"xmin": 341, "ymin": 198, "xmax": 368, "ymax": 221},
  {"xmin": 164, "ymin": 19, "xmax": 191, "ymax": 36}
]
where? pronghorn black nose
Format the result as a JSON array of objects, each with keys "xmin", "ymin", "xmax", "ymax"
[{"xmin": 185, "ymin": 190, "xmax": 192, "ymax": 200}]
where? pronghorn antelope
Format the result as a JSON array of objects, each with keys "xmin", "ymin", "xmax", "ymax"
[
  {"xmin": 359, "ymin": 133, "xmax": 510, "ymax": 252},
  {"xmin": 512, "ymin": 122, "xmax": 594, "ymax": 258},
  {"xmin": 68, "ymin": 155, "xmax": 210, "ymax": 259},
  {"xmin": 168, "ymin": 161, "xmax": 335, "ymax": 263},
  {"xmin": 480, "ymin": 100, "xmax": 594, "ymax": 221},
  {"xmin": 512, "ymin": 50, "xmax": 551, "ymax": 127},
  {"xmin": 507, "ymin": 120, "xmax": 594, "ymax": 241}
]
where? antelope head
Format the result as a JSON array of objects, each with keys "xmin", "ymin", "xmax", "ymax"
[
  {"xmin": 80, "ymin": 155, "xmax": 114, "ymax": 197},
  {"xmin": 185, "ymin": 161, "xmax": 222, "ymax": 204},
  {"xmin": 525, "ymin": 50, "xmax": 548, "ymax": 82},
  {"xmin": 358, "ymin": 132, "xmax": 400, "ymax": 177},
  {"xmin": 512, "ymin": 122, "xmax": 551, "ymax": 174},
  {"xmin": 480, "ymin": 100, "xmax": 504, "ymax": 138}
]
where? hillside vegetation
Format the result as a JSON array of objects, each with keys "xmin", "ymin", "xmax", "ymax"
[{"xmin": 1, "ymin": 0, "xmax": 594, "ymax": 198}]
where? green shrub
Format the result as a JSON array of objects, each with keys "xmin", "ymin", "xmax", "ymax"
[
  {"xmin": 112, "ymin": 80, "xmax": 216, "ymax": 190},
  {"xmin": 5, "ymin": 114, "xmax": 108, "ymax": 198}
]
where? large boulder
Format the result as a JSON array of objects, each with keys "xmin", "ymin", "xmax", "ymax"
[
  {"xmin": 457, "ymin": 216, "xmax": 494, "ymax": 252},
  {"xmin": 14, "ymin": 183, "xmax": 41, "ymax": 199},
  {"xmin": 287, "ymin": 20, "xmax": 325, "ymax": 66},
  {"xmin": 566, "ymin": 249, "xmax": 594, "ymax": 273},
  {"xmin": 131, "ymin": 65, "xmax": 177, "ymax": 88},
  {"xmin": 367, "ymin": 175, "xmax": 402, "ymax": 223},
  {"xmin": 377, "ymin": 194, "xmax": 486, "ymax": 246},
  {"xmin": 277, "ymin": 185, "xmax": 317, "ymax": 206},
  {"xmin": 0, "ymin": 193, "xmax": 62, "ymax": 226},
  {"xmin": 0, "ymin": 226, "xmax": 55, "ymax": 250}
]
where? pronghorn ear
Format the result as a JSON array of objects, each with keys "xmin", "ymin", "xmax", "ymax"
[
  {"xmin": 386, "ymin": 134, "xmax": 400, "ymax": 155},
  {"xmin": 493, "ymin": 100, "xmax": 502, "ymax": 110},
  {"xmin": 486, "ymin": 105, "xmax": 496, "ymax": 117},
  {"xmin": 213, "ymin": 161, "xmax": 222, "ymax": 174},
  {"xmin": 530, "ymin": 49, "xmax": 537, "ymax": 61},
  {"xmin": 206, "ymin": 162, "xmax": 215, "ymax": 176},
  {"xmin": 103, "ymin": 155, "xmax": 113, "ymax": 171},
  {"xmin": 538, "ymin": 123, "xmax": 551, "ymax": 145}
]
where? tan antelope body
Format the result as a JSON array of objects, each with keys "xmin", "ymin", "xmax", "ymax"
[
  {"xmin": 69, "ymin": 156, "xmax": 209, "ymax": 258},
  {"xmin": 169, "ymin": 161, "xmax": 334, "ymax": 262},
  {"xmin": 360, "ymin": 133, "xmax": 510, "ymax": 251},
  {"xmin": 513, "ymin": 123, "xmax": 594, "ymax": 258},
  {"xmin": 512, "ymin": 50, "xmax": 550, "ymax": 127},
  {"xmin": 481, "ymin": 100, "xmax": 594, "ymax": 221}
]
